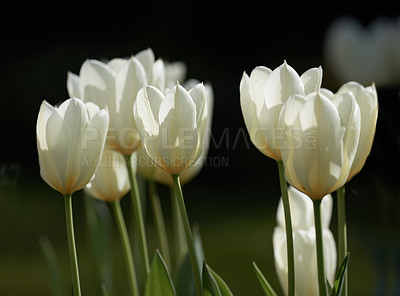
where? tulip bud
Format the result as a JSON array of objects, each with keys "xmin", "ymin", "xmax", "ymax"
[
  {"xmin": 240, "ymin": 61, "xmax": 322, "ymax": 161},
  {"xmin": 273, "ymin": 186, "xmax": 337, "ymax": 296},
  {"xmin": 36, "ymin": 98, "xmax": 109, "ymax": 195},
  {"xmin": 85, "ymin": 149, "xmax": 131, "ymax": 202},
  {"xmin": 134, "ymin": 82, "xmax": 208, "ymax": 175}
]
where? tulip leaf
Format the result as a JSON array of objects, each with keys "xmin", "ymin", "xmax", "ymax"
[
  {"xmin": 331, "ymin": 253, "xmax": 350, "ymax": 296},
  {"xmin": 174, "ymin": 252, "xmax": 196, "ymax": 296},
  {"xmin": 253, "ymin": 262, "xmax": 278, "ymax": 296},
  {"xmin": 206, "ymin": 264, "xmax": 234, "ymax": 296},
  {"xmin": 174, "ymin": 225, "xmax": 205, "ymax": 296},
  {"xmin": 202, "ymin": 262, "xmax": 221, "ymax": 296},
  {"xmin": 39, "ymin": 236, "xmax": 67, "ymax": 296},
  {"xmin": 145, "ymin": 250, "xmax": 176, "ymax": 296}
]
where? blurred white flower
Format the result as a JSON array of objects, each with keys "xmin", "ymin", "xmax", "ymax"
[
  {"xmin": 273, "ymin": 186, "xmax": 337, "ymax": 296},
  {"xmin": 85, "ymin": 149, "xmax": 131, "ymax": 202},
  {"xmin": 324, "ymin": 16, "xmax": 400, "ymax": 87}
]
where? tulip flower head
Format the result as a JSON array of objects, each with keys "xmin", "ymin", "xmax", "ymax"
[
  {"xmin": 278, "ymin": 91, "xmax": 361, "ymax": 199},
  {"xmin": 36, "ymin": 98, "xmax": 109, "ymax": 195},
  {"xmin": 67, "ymin": 49, "xmax": 165, "ymax": 155},
  {"xmin": 273, "ymin": 186, "xmax": 337, "ymax": 296},
  {"xmin": 134, "ymin": 82, "xmax": 208, "ymax": 175},
  {"xmin": 240, "ymin": 61, "xmax": 322, "ymax": 161},
  {"xmin": 136, "ymin": 81, "xmax": 214, "ymax": 185},
  {"xmin": 85, "ymin": 149, "xmax": 131, "ymax": 202}
]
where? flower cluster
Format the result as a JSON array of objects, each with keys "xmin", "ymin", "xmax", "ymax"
[
  {"xmin": 240, "ymin": 62, "xmax": 378, "ymax": 199},
  {"xmin": 35, "ymin": 46, "xmax": 378, "ymax": 296}
]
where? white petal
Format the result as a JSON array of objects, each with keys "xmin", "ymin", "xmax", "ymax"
[
  {"xmin": 264, "ymin": 61, "xmax": 305, "ymax": 109},
  {"xmin": 67, "ymin": 72, "xmax": 81, "ymax": 98},
  {"xmin": 249, "ymin": 66, "xmax": 272, "ymax": 116},
  {"xmin": 135, "ymin": 48, "xmax": 155, "ymax": 83},
  {"xmin": 300, "ymin": 66, "xmax": 323, "ymax": 94},
  {"xmin": 79, "ymin": 59, "xmax": 115, "ymax": 108}
]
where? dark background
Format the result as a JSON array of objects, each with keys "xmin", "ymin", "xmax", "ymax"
[{"xmin": 1, "ymin": 2, "xmax": 400, "ymax": 295}]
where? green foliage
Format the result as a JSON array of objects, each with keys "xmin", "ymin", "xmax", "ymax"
[
  {"xmin": 203, "ymin": 263, "xmax": 234, "ymax": 296},
  {"xmin": 146, "ymin": 250, "xmax": 176, "ymax": 296},
  {"xmin": 253, "ymin": 262, "xmax": 278, "ymax": 296},
  {"xmin": 39, "ymin": 236, "xmax": 67, "ymax": 296},
  {"xmin": 330, "ymin": 253, "xmax": 350, "ymax": 296}
]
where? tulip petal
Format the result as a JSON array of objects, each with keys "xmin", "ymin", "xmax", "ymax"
[
  {"xmin": 135, "ymin": 48, "xmax": 155, "ymax": 83},
  {"xmin": 79, "ymin": 59, "xmax": 116, "ymax": 109},
  {"xmin": 338, "ymin": 82, "xmax": 378, "ymax": 179},
  {"xmin": 300, "ymin": 66, "xmax": 323, "ymax": 95},
  {"xmin": 107, "ymin": 58, "xmax": 128, "ymax": 73},
  {"xmin": 75, "ymin": 107, "xmax": 109, "ymax": 191},
  {"xmin": 152, "ymin": 58, "xmax": 166, "ymax": 90},
  {"xmin": 67, "ymin": 72, "xmax": 81, "ymax": 98},
  {"xmin": 249, "ymin": 66, "xmax": 272, "ymax": 116},
  {"xmin": 45, "ymin": 109, "xmax": 70, "ymax": 193},
  {"xmin": 188, "ymin": 83, "xmax": 207, "ymax": 125},
  {"xmin": 37, "ymin": 101, "xmax": 63, "ymax": 192},
  {"xmin": 284, "ymin": 93, "xmax": 346, "ymax": 199},
  {"xmin": 134, "ymin": 86, "xmax": 164, "ymax": 169},
  {"xmin": 264, "ymin": 61, "xmax": 305, "ymax": 109}
]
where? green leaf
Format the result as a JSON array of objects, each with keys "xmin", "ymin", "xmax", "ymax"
[
  {"xmin": 326, "ymin": 279, "xmax": 333, "ymax": 296},
  {"xmin": 206, "ymin": 264, "xmax": 234, "ymax": 296},
  {"xmin": 174, "ymin": 252, "xmax": 196, "ymax": 296},
  {"xmin": 39, "ymin": 236, "xmax": 67, "ymax": 296},
  {"xmin": 253, "ymin": 262, "xmax": 278, "ymax": 296},
  {"xmin": 146, "ymin": 250, "xmax": 176, "ymax": 296},
  {"xmin": 331, "ymin": 253, "xmax": 350, "ymax": 296},
  {"xmin": 202, "ymin": 262, "xmax": 221, "ymax": 296},
  {"xmin": 174, "ymin": 225, "xmax": 205, "ymax": 296}
]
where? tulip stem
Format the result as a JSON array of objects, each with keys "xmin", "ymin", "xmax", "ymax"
[
  {"xmin": 337, "ymin": 185, "xmax": 348, "ymax": 296},
  {"xmin": 111, "ymin": 200, "xmax": 139, "ymax": 296},
  {"xmin": 170, "ymin": 186, "xmax": 187, "ymax": 269},
  {"xmin": 63, "ymin": 193, "xmax": 82, "ymax": 296},
  {"xmin": 171, "ymin": 174, "xmax": 203, "ymax": 296},
  {"xmin": 277, "ymin": 161, "xmax": 295, "ymax": 296},
  {"xmin": 313, "ymin": 199, "xmax": 326, "ymax": 296},
  {"xmin": 148, "ymin": 179, "xmax": 171, "ymax": 269},
  {"xmin": 124, "ymin": 155, "xmax": 150, "ymax": 281}
]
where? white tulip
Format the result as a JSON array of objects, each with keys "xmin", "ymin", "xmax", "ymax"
[
  {"xmin": 67, "ymin": 48, "xmax": 166, "ymax": 155},
  {"xmin": 240, "ymin": 61, "xmax": 322, "ymax": 161},
  {"xmin": 36, "ymin": 98, "xmax": 109, "ymax": 195},
  {"xmin": 85, "ymin": 149, "xmax": 131, "ymax": 202},
  {"xmin": 273, "ymin": 186, "xmax": 337, "ymax": 296},
  {"xmin": 137, "ymin": 81, "xmax": 214, "ymax": 185},
  {"xmin": 134, "ymin": 82, "xmax": 208, "ymax": 175},
  {"xmin": 278, "ymin": 91, "xmax": 361, "ymax": 199},
  {"xmin": 324, "ymin": 16, "xmax": 400, "ymax": 87}
]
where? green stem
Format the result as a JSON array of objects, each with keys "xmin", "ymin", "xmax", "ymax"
[
  {"xmin": 124, "ymin": 155, "xmax": 150, "ymax": 280},
  {"xmin": 170, "ymin": 186, "xmax": 187, "ymax": 270},
  {"xmin": 313, "ymin": 199, "xmax": 326, "ymax": 296},
  {"xmin": 337, "ymin": 185, "xmax": 348, "ymax": 296},
  {"xmin": 111, "ymin": 200, "xmax": 139, "ymax": 296},
  {"xmin": 63, "ymin": 193, "xmax": 81, "ymax": 296},
  {"xmin": 148, "ymin": 179, "xmax": 171, "ymax": 269},
  {"xmin": 277, "ymin": 161, "xmax": 295, "ymax": 296},
  {"xmin": 171, "ymin": 174, "xmax": 203, "ymax": 296}
]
